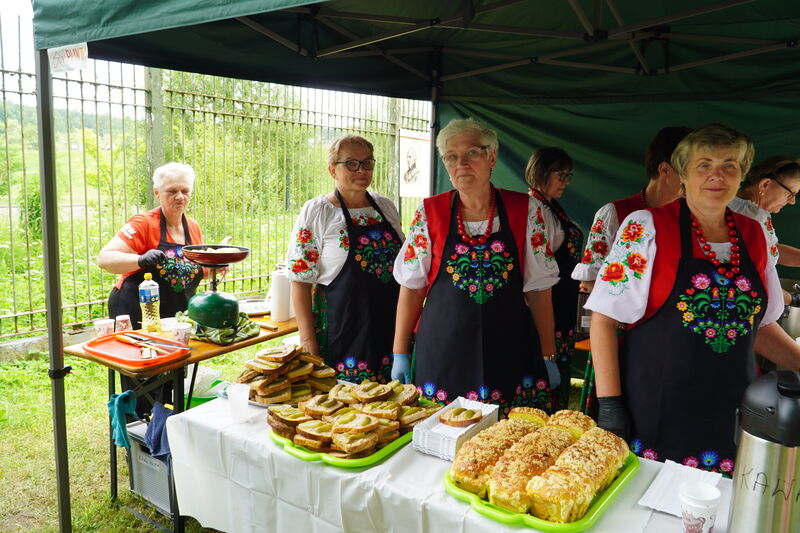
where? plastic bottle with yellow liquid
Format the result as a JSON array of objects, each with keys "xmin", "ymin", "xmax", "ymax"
[{"xmin": 139, "ymin": 272, "xmax": 161, "ymax": 332}]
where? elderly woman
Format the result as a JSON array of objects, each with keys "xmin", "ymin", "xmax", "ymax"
[
  {"xmin": 287, "ymin": 134, "xmax": 403, "ymax": 384},
  {"xmin": 525, "ymin": 147, "xmax": 583, "ymax": 409},
  {"xmin": 730, "ymin": 156, "xmax": 800, "ymax": 305},
  {"xmin": 391, "ymin": 118, "xmax": 558, "ymax": 414},
  {"xmin": 587, "ymin": 123, "xmax": 800, "ymax": 473},
  {"xmin": 98, "ymin": 162, "xmax": 204, "ymax": 328}
]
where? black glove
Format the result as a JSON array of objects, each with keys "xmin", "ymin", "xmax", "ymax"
[
  {"xmin": 597, "ymin": 395, "xmax": 631, "ymax": 440},
  {"xmin": 137, "ymin": 249, "xmax": 166, "ymax": 269},
  {"xmin": 791, "ymin": 292, "xmax": 800, "ymax": 308}
]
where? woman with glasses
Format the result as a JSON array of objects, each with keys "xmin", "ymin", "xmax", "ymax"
[
  {"xmin": 287, "ymin": 134, "xmax": 404, "ymax": 384},
  {"xmin": 391, "ymin": 118, "xmax": 558, "ymax": 414},
  {"xmin": 729, "ymin": 156, "xmax": 800, "ymax": 304},
  {"xmin": 524, "ymin": 147, "xmax": 584, "ymax": 410},
  {"xmin": 587, "ymin": 123, "xmax": 800, "ymax": 473}
]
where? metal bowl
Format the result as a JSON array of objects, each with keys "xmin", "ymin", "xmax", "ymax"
[{"xmin": 182, "ymin": 244, "xmax": 249, "ymax": 267}]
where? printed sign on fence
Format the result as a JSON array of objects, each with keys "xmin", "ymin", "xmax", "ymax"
[{"xmin": 48, "ymin": 43, "xmax": 88, "ymax": 72}]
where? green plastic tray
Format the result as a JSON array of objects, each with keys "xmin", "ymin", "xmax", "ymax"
[
  {"xmin": 443, "ymin": 452, "xmax": 640, "ymax": 532},
  {"xmin": 269, "ymin": 428, "xmax": 412, "ymax": 468},
  {"xmin": 269, "ymin": 398, "xmax": 435, "ymax": 468}
]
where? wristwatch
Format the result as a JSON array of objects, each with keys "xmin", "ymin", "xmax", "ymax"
[{"xmin": 542, "ymin": 353, "xmax": 557, "ymax": 362}]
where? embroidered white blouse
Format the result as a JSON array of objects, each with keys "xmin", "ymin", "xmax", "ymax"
[
  {"xmin": 728, "ymin": 196, "xmax": 780, "ymax": 265},
  {"xmin": 584, "ymin": 209, "xmax": 783, "ymax": 327},
  {"xmin": 286, "ymin": 193, "xmax": 405, "ymax": 285},
  {"xmin": 571, "ymin": 201, "xmax": 620, "ymax": 282},
  {"xmin": 392, "ymin": 195, "xmax": 560, "ymax": 292}
]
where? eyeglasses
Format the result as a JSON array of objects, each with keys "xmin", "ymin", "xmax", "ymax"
[
  {"xmin": 335, "ymin": 158, "xmax": 376, "ymax": 171},
  {"xmin": 552, "ymin": 170, "xmax": 574, "ymax": 183},
  {"xmin": 441, "ymin": 146, "xmax": 488, "ymax": 167},
  {"xmin": 771, "ymin": 176, "xmax": 799, "ymax": 201}
]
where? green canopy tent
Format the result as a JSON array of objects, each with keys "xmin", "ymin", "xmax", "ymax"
[{"xmin": 30, "ymin": 1, "xmax": 800, "ymax": 530}]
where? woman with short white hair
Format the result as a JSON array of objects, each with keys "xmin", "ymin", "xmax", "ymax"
[{"xmin": 99, "ymin": 162, "xmax": 205, "ymax": 328}]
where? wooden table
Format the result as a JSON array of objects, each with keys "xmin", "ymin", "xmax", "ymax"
[{"xmin": 63, "ymin": 315, "xmax": 297, "ymax": 533}]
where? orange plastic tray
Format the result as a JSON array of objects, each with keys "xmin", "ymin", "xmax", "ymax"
[{"xmin": 82, "ymin": 331, "xmax": 190, "ymax": 368}]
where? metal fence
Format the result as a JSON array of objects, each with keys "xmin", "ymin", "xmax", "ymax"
[{"xmin": 0, "ymin": 13, "xmax": 430, "ymax": 340}]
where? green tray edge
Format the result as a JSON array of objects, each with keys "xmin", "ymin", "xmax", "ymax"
[
  {"xmin": 443, "ymin": 452, "xmax": 640, "ymax": 532},
  {"xmin": 268, "ymin": 398, "xmax": 435, "ymax": 469}
]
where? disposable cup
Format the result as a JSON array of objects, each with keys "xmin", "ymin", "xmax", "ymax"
[
  {"xmin": 93, "ymin": 318, "xmax": 115, "ymax": 337},
  {"xmin": 227, "ymin": 383, "xmax": 251, "ymax": 424},
  {"xmin": 679, "ymin": 481, "xmax": 721, "ymax": 533},
  {"xmin": 171, "ymin": 322, "xmax": 192, "ymax": 345},
  {"xmin": 114, "ymin": 315, "xmax": 132, "ymax": 332}
]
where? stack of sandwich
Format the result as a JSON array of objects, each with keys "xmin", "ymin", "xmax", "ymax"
[
  {"xmin": 266, "ymin": 380, "xmax": 443, "ymax": 459},
  {"xmin": 236, "ymin": 345, "xmax": 336, "ymax": 405},
  {"xmin": 450, "ymin": 408, "xmax": 629, "ymax": 523}
]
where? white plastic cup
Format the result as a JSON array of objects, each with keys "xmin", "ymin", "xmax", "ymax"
[
  {"xmin": 171, "ymin": 322, "xmax": 192, "ymax": 345},
  {"xmin": 227, "ymin": 383, "xmax": 251, "ymax": 423},
  {"xmin": 114, "ymin": 315, "xmax": 132, "ymax": 332},
  {"xmin": 93, "ymin": 318, "xmax": 115, "ymax": 337},
  {"xmin": 679, "ymin": 481, "xmax": 721, "ymax": 533}
]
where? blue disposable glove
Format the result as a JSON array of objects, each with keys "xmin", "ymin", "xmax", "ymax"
[
  {"xmin": 544, "ymin": 359, "xmax": 561, "ymax": 390},
  {"xmin": 391, "ymin": 353, "xmax": 412, "ymax": 384}
]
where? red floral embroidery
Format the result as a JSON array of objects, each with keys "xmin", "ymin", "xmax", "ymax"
[
  {"xmin": 411, "ymin": 209, "xmax": 423, "ymax": 226},
  {"xmin": 592, "ymin": 240, "xmax": 608, "ymax": 256},
  {"xmin": 770, "ymin": 245, "xmax": 778, "ymax": 257},
  {"xmin": 297, "ymin": 228, "xmax": 313, "ymax": 243},
  {"xmin": 581, "ymin": 249, "xmax": 593, "ymax": 264},
  {"xmin": 620, "ymin": 221, "xmax": 644, "ymax": 244},
  {"xmin": 305, "ymin": 249, "xmax": 319, "ymax": 264},
  {"xmin": 413, "ymin": 233, "xmax": 428, "ymax": 249},
  {"xmin": 601, "ymin": 262, "xmax": 627, "ymax": 283},
  {"xmin": 765, "ymin": 217, "xmax": 773, "ymax": 231},
  {"xmin": 535, "ymin": 207, "xmax": 544, "ymax": 225},
  {"xmin": 531, "ymin": 232, "xmax": 546, "ymax": 248},
  {"xmin": 626, "ymin": 252, "xmax": 647, "ymax": 276},
  {"xmin": 545, "ymin": 242, "xmax": 554, "ymax": 258},
  {"xmin": 291, "ymin": 258, "xmax": 310, "ymax": 273},
  {"xmin": 591, "ymin": 219, "xmax": 604, "ymax": 233},
  {"xmin": 404, "ymin": 245, "xmax": 417, "ymax": 262}
]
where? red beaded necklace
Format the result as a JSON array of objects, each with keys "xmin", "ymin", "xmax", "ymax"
[
  {"xmin": 456, "ymin": 188, "xmax": 496, "ymax": 246},
  {"xmin": 690, "ymin": 209, "xmax": 741, "ymax": 279}
]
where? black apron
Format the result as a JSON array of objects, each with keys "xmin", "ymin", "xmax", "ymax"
[
  {"xmin": 414, "ymin": 190, "xmax": 552, "ymax": 415},
  {"xmin": 109, "ymin": 210, "xmax": 202, "ymax": 329},
  {"xmin": 622, "ymin": 201, "xmax": 765, "ymax": 473},
  {"xmin": 532, "ymin": 191, "xmax": 584, "ymax": 409},
  {"xmin": 313, "ymin": 191, "xmax": 401, "ymax": 384},
  {"xmin": 108, "ymin": 209, "xmax": 202, "ymax": 417}
]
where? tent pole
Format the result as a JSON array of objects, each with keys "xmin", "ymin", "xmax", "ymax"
[
  {"xmin": 35, "ymin": 49, "xmax": 72, "ymax": 533},
  {"xmin": 429, "ymin": 48, "xmax": 441, "ymax": 197}
]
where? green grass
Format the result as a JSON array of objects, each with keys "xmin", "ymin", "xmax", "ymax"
[{"xmin": 0, "ymin": 338, "xmax": 287, "ymax": 533}]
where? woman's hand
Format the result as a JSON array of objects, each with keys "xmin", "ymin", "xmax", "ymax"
[
  {"xmin": 391, "ymin": 354, "xmax": 412, "ymax": 383},
  {"xmin": 291, "ymin": 281, "xmax": 321, "ymax": 356},
  {"xmin": 138, "ymin": 249, "xmax": 166, "ymax": 268},
  {"xmin": 597, "ymin": 395, "xmax": 630, "ymax": 440}
]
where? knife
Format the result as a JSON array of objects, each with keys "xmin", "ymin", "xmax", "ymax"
[
  {"xmin": 123, "ymin": 333, "xmax": 184, "ymax": 347},
  {"xmin": 114, "ymin": 334, "xmax": 171, "ymax": 354}
]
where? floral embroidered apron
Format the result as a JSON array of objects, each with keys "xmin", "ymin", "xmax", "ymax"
[
  {"xmin": 313, "ymin": 191, "xmax": 401, "ymax": 384},
  {"xmin": 533, "ymin": 191, "xmax": 584, "ymax": 409},
  {"xmin": 108, "ymin": 210, "xmax": 202, "ymax": 329},
  {"xmin": 413, "ymin": 190, "xmax": 552, "ymax": 414},
  {"xmin": 622, "ymin": 201, "xmax": 765, "ymax": 475}
]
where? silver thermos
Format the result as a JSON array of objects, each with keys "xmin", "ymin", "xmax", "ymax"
[{"xmin": 728, "ymin": 371, "xmax": 800, "ymax": 533}]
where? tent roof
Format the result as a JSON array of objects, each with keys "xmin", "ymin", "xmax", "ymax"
[{"xmin": 33, "ymin": 0, "xmax": 800, "ymax": 103}]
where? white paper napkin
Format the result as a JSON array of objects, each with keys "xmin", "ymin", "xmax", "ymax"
[{"xmin": 637, "ymin": 459, "xmax": 722, "ymax": 517}]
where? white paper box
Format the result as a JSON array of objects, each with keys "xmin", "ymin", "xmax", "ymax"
[{"xmin": 412, "ymin": 397, "xmax": 498, "ymax": 461}]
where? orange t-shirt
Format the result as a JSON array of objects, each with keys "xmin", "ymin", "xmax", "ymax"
[{"xmin": 114, "ymin": 208, "xmax": 204, "ymax": 289}]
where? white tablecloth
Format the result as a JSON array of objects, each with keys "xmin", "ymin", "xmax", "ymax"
[{"xmin": 167, "ymin": 399, "xmax": 732, "ymax": 533}]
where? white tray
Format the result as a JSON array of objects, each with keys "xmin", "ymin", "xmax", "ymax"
[{"xmin": 412, "ymin": 397, "xmax": 498, "ymax": 461}]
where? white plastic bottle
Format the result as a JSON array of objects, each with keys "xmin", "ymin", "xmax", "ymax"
[{"xmin": 139, "ymin": 272, "xmax": 161, "ymax": 332}]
